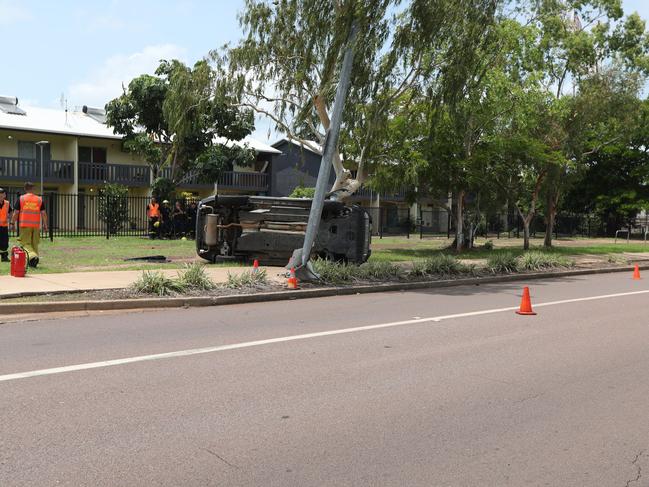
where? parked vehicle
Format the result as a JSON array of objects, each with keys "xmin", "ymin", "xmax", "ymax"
[{"xmin": 196, "ymin": 195, "xmax": 371, "ymax": 265}]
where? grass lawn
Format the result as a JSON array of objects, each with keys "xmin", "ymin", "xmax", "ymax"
[
  {"xmin": 3, "ymin": 234, "xmax": 648, "ymax": 275},
  {"xmin": 5, "ymin": 236, "xmax": 210, "ymax": 274},
  {"xmin": 370, "ymin": 236, "xmax": 649, "ymax": 262}
]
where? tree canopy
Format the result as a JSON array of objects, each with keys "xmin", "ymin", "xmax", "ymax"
[{"xmin": 105, "ymin": 59, "xmax": 256, "ymax": 188}]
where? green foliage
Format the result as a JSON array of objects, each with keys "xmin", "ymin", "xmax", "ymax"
[
  {"xmin": 105, "ymin": 59, "xmax": 254, "ymax": 185},
  {"xmin": 517, "ymin": 251, "xmax": 573, "ymax": 271},
  {"xmin": 289, "ymin": 186, "xmax": 316, "ymax": 198},
  {"xmin": 97, "ymin": 183, "xmax": 129, "ymax": 235},
  {"xmin": 225, "ymin": 269, "xmax": 268, "ymax": 289},
  {"xmin": 151, "ymin": 177, "xmax": 176, "ymax": 202},
  {"xmin": 190, "ymin": 144, "xmax": 256, "ymax": 185},
  {"xmin": 130, "ymin": 271, "xmax": 187, "ymax": 296},
  {"xmin": 310, "ymin": 260, "xmax": 403, "ymax": 284},
  {"xmin": 177, "ymin": 263, "xmax": 216, "ymax": 290},
  {"xmin": 486, "ymin": 252, "xmax": 518, "ymax": 274},
  {"xmin": 483, "ymin": 240, "xmax": 494, "ymax": 250},
  {"xmin": 409, "ymin": 255, "xmax": 466, "ymax": 277}
]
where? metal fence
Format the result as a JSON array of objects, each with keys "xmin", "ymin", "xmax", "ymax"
[
  {"xmin": 2, "ymin": 190, "xmax": 642, "ymax": 240},
  {"xmin": 362, "ymin": 206, "xmax": 628, "ymax": 239},
  {"xmin": 3, "ymin": 191, "xmax": 200, "ymax": 240}
]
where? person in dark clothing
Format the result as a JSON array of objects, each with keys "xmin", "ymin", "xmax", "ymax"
[
  {"xmin": 172, "ymin": 201, "xmax": 186, "ymax": 238},
  {"xmin": 0, "ymin": 188, "xmax": 12, "ymax": 262},
  {"xmin": 187, "ymin": 202, "xmax": 197, "ymax": 239},
  {"xmin": 160, "ymin": 200, "xmax": 172, "ymax": 238}
]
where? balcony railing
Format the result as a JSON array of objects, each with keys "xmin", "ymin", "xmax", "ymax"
[
  {"xmin": 79, "ymin": 163, "xmax": 151, "ymax": 187},
  {"xmin": 0, "ymin": 157, "xmax": 74, "ymax": 183},
  {"xmin": 351, "ymin": 186, "xmax": 407, "ymax": 201},
  {"xmin": 160, "ymin": 169, "xmax": 269, "ymax": 192}
]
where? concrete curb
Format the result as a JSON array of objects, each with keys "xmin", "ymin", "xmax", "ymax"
[{"xmin": 0, "ymin": 263, "xmax": 647, "ymax": 316}]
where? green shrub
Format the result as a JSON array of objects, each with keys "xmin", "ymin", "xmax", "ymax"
[
  {"xmin": 486, "ymin": 252, "xmax": 518, "ymax": 274},
  {"xmin": 225, "ymin": 269, "xmax": 268, "ymax": 289},
  {"xmin": 289, "ymin": 186, "xmax": 316, "ymax": 198},
  {"xmin": 130, "ymin": 270, "xmax": 187, "ymax": 296},
  {"xmin": 311, "ymin": 260, "xmax": 357, "ymax": 284},
  {"xmin": 356, "ymin": 261, "xmax": 403, "ymax": 281},
  {"xmin": 517, "ymin": 251, "xmax": 573, "ymax": 271},
  {"xmin": 311, "ymin": 259, "xmax": 403, "ymax": 284},
  {"xmin": 483, "ymin": 240, "xmax": 494, "ymax": 250},
  {"xmin": 178, "ymin": 263, "xmax": 216, "ymax": 290},
  {"xmin": 98, "ymin": 183, "xmax": 129, "ymax": 235},
  {"xmin": 409, "ymin": 254, "xmax": 466, "ymax": 277}
]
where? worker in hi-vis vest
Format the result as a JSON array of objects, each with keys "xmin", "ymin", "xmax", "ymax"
[
  {"xmin": 147, "ymin": 196, "xmax": 161, "ymax": 239},
  {"xmin": 0, "ymin": 187, "xmax": 12, "ymax": 262},
  {"xmin": 10, "ymin": 182, "xmax": 48, "ymax": 268}
]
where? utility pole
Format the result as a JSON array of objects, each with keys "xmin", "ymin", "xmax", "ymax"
[{"xmin": 290, "ymin": 22, "xmax": 358, "ymax": 280}]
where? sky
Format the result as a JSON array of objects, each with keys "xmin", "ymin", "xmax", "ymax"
[{"xmin": 2, "ymin": 0, "xmax": 649, "ymax": 142}]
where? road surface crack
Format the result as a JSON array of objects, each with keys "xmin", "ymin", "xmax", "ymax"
[
  {"xmin": 624, "ymin": 450, "xmax": 644, "ymax": 487},
  {"xmin": 201, "ymin": 447, "xmax": 240, "ymax": 469}
]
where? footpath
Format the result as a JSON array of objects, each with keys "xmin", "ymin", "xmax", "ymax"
[{"xmin": 0, "ymin": 266, "xmax": 287, "ymax": 299}]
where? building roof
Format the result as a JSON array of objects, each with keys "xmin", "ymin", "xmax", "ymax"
[
  {"xmin": 0, "ymin": 98, "xmax": 281, "ymax": 154},
  {"xmin": 272, "ymin": 137, "xmax": 323, "ymax": 155},
  {"xmin": 215, "ymin": 136, "xmax": 281, "ymax": 154},
  {"xmin": 0, "ymin": 104, "xmax": 121, "ymax": 140}
]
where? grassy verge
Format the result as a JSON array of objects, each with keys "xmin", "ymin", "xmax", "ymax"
[
  {"xmin": 4, "ymin": 236, "xmax": 221, "ymax": 274},
  {"xmin": 370, "ymin": 236, "xmax": 649, "ymax": 262},
  {"xmin": 4, "ymin": 235, "xmax": 648, "ymax": 275}
]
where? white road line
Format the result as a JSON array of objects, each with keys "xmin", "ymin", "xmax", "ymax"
[{"xmin": 2, "ymin": 287, "xmax": 649, "ymax": 383}]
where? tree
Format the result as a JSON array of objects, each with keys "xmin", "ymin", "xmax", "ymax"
[
  {"xmin": 98, "ymin": 183, "xmax": 129, "ymax": 235},
  {"xmin": 563, "ymin": 97, "xmax": 649, "ymax": 235},
  {"xmin": 224, "ymin": 0, "xmax": 501, "ymax": 204},
  {"xmin": 105, "ymin": 59, "xmax": 256, "ymax": 189},
  {"xmin": 512, "ymin": 0, "xmax": 649, "ymax": 247}
]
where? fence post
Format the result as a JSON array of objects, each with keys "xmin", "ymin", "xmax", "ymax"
[
  {"xmin": 106, "ymin": 194, "xmax": 110, "ymax": 240},
  {"xmin": 49, "ymin": 193, "xmax": 54, "ymax": 242}
]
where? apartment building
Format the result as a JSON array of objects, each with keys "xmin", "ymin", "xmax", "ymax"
[{"xmin": 0, "ymin": 96, "xmax": 280, "ymax": 231}]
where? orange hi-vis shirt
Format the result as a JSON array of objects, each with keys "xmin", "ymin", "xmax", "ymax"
[
  {"xmin": 148, "ymin": 203, "xmax": 160, "ymax": 218},
  {"xmin": 0, "ymin": 201, "xmax": 8, "ymax": 227},
  {"xmin": 19, "ymin": 193, "xmax": 42, "ymax": 228},
  {"xmin": 0, "ymin": 202, "xmax": 8, "ymax": 228}
]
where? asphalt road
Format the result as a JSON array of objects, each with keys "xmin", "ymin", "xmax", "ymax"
[{"xmin": 2, "ymin": 272, "xmax": 649, "ymax": 486}]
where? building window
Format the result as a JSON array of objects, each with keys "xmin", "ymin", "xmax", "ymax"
[
  {"xmin": 18, "ymin": 141, "xmax": 51, "ymax": 161},
  {"xmin": 79, "ymin": 146, "xmax": 107, "ymax": 164}
]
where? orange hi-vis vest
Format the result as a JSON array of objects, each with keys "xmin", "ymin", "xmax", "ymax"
[
  {"xmin": 148, "ymin": 203, "xmax": 160, "ymax": 218},
  {"xmin": 0, "ymin": 202, "xmax": 8, "ymax": 227},
  {"xmin": 19, "ymin": 193, "xmax": 42, "ymax": 228}
]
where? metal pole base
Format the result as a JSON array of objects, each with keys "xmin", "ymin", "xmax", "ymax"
[{"xmin": 287, "ymin": 248, "xmax": 321, "ymax": 282}]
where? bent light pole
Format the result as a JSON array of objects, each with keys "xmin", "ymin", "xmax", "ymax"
[{"xmin": 291, "ymin": 22, "xmax": 358, "ymax": 280}]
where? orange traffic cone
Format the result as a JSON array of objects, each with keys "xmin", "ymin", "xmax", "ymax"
[
  {"xmin": 253, "ymin": 259, "xmax": 260, "ymax": 273},
  {"xmin": 287, "ymin": 267, "xmax": 299, "ymax": 290},
  {"xmin": 633, "ymin": 264, "xmax": 641, "ymax": 280},
  {"xmin": 516, "ymin": 287, "xmax": 537, "ymax": 315}
]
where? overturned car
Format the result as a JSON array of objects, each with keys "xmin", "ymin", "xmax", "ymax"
[{"xmin": 196, "ymin": 195, "xmax": 371, "ymax": 266}]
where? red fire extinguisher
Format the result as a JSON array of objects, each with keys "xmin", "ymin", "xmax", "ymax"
[{"xmin": 10, "ymin": 246, "xmax": 26, "ymax": 277}]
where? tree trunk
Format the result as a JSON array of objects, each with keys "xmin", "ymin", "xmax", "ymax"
[
  {"xmin": 523, "ymin": 220, "xmax": 531, "ymax": 250},
  {"xmin": 544, "ymin": 191, "xmax": 558, "ymax": 248},
  {"xmin": 455, "ymin": 190, "xmax": 464, "ymax": 252},
  {"xmin": 544, "ymin": 206, "xmax": 556, "ymax": 248}
]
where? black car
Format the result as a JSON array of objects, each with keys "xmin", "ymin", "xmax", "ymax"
[{"xmin": 196, "ymin": 195, "xmax": 371, "ymax": 266}]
